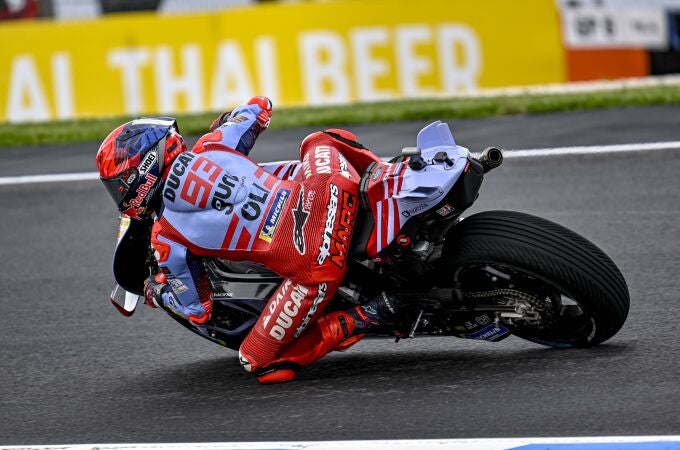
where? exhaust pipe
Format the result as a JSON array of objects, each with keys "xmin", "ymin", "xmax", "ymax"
[{"xmin": 478, "ymin": 147, "xmax": 503, "ymax": 173}]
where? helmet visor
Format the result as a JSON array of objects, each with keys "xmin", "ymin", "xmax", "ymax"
[{"xmin": 101, "ymin": 168, "xmax": 138, "ymax": 207}]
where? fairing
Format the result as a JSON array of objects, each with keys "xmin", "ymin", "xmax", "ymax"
[
  {"xmin": 360, "ymin": 121, "xmax": 471, "ymax": 256},
  {"xmin": 112, "ymin": 216, "xmax": 151, "ymax": 296}
]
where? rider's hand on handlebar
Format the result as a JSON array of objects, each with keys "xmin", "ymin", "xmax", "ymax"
[
  {"xmin": 143, "ymin": 274, "xmax": 167, "ymax": 309},
  {"xmin": 209, "ymin": 96, "xmax": 273, "ymax": 132},
  {"xmin": 247, "ymin": 96, "xmax": 273, "ymax": 129}
]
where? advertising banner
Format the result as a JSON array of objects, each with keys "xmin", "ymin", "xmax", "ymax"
[{"xmin": 0, "ymin": 0, "xmax": 565, "ymax": 123}]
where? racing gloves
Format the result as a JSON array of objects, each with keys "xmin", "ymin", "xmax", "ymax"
[
  {"xmin": 209, "ymin": 96, "xmax": 272, "ymax": 132},
  {"xmin": 208, "ymin": 96, "xmax": 273, "ymax": 156},
  {"xmin": 143, "ymin": 274, "xmax": 170, "ymax": 309}
]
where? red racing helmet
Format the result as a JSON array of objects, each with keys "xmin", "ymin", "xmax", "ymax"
[{"xmin": 96, "ymin": 117, "xmax": 187, "ymax": 220}]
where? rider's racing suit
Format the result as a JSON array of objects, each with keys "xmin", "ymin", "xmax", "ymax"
[{"xmin": 149, "ymin": 101, "xmax": 383, "ymax": 379}]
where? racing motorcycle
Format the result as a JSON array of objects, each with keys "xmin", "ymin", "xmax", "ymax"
[{"xmin": 110, "ymin": 121, "xmax": 629, "ymax": 351}]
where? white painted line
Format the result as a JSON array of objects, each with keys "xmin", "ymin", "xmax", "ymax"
[
  {"xmin": 2, "ymin": 436, "xmax": 680, "ymax": 450},
  {"xmin": 2, "ymin": 140, "xmax": 680, "ymax": 187},
  {"xmin": 503, "ymin": 140, "xmax": 680, "ymax": 158},
  {"xmin": 0, "ymin": 172, "xmax": 100, "ymax": 186}
]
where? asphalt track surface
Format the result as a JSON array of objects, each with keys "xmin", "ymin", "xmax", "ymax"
[{"xmin": 1, "ymin": 105, "xmax": 679, "ymax": 445}]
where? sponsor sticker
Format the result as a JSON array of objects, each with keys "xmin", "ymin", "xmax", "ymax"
[
  {"xmin": 121, "ymin": 172, "xmax": 158, "ymax": 218},
  {"xmin": 463, "ymin": 324, "xmax": 510, "ymax": 341},
  {"xmin": 302, "ymin": 153, "xmax": 312, "ymax": 178},
  {"xmin": 269, "ymin": 283, "xmax": 310, "ymax": 341},
  {"xmin": 163, "ymin": 152, "xmax": 196, "ymax": 203},
  {"xmin": 259, "ymin": 188, "xmax": 290, "ymax": 242},
  {"xmin": 168, "ymin": 277, "xmax": 189, "ymax": 294},
  {"xmin": 262, "ymin": 279, "xmax": 292, "ymax": 329},
  {"xmin": 338, "ymin": 153, "xmax": 351, "ymax": 179},
  {"xmin": 292, "ymin": 187, "xmax": 312, "ymax": 255},
  {"xmin": 371, "ymin": 166, "xmax": 384, "ymax": 181},
  {"xmin": 436, "ymin": 204, "xmax": 455, "ymax": 216},
  {"xmin": 314, "ymin": 146, "xmax": 332, "ymax": 174},
  {"xmin": 294, "ymin": 283, "xmax": 327, "ymax": 338},
  {"xmin": 318, "ymin": 184, "xmax": 339, "ymax": 265},
  {"xmin": 116, "ymin": 216, "xmax": 131, "ymax": 241},
  {"xmin": 138, "ymin": 149, "xmax": 157, "ymax": 176},
  {"xmin": 317, "ymin": 184, "xmax": 356, "ymax": 268},
  {"xmin": 227, "ymin": 114, "xmax": 248, "ymax": 124},
  {"xmin": 401, "ymin": 202, "xmax": 429, "ymax": 218},
  {"xmin": 476, "ymin": 314, "xmax": 491, "ymax": 325}
]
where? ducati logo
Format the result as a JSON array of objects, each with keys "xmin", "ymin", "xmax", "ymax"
[{"xmin": 292, "ymin": 187, "xmax": 310, "ymax": 255}]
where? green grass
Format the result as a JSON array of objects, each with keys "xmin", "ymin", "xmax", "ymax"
[{"xmin": 2, "ymin": 84, "xmax": 680, "ymax": 147}]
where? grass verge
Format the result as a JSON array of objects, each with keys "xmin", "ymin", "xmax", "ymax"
[{"xmin": 2, "ymin": 84, "xmax": 680, "ymax": 147}]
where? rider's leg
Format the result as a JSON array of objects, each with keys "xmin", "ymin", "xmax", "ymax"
[{"xmin": 239, "ymin": 134, "xmax": 361, "ymax": 382}]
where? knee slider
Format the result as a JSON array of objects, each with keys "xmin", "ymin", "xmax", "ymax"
[
  {"xmin": 238, "ymin": 350, "xmax": 253, "ymax": 372},
  {"xmin": 319, "ymin": 311, "xmax": 356, "ymax": 343}
]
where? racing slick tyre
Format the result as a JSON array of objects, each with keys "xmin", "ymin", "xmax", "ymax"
[{"xmin": 443, "ymin": 210, "xmax": 630, "ymax": 348}]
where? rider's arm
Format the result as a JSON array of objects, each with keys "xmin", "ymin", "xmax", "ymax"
[
  {"xmin": 193, "ymin": 96, "xmax": 272, "ymax": 156},
  {"xmin": 148, "ymin": 224, "xmax": 213, "ymax": 324}
]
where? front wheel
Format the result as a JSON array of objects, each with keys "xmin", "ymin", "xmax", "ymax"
[{"xmin": 442, "ymin": 210, "xmax": 629, "ymax": 347}]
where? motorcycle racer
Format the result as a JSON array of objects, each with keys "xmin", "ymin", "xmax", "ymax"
[{"xmin": 96, "ymin": 97, "xmax": 399, "ymax": 383}]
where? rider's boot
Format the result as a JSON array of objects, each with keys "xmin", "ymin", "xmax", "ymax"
[
  {"xmin": 254, "ymin": 292, "xmax": 400, "ymax": 384},
  {"xmin": 351, "ymin": 291, "xmax": 400, "ymax": 332},
  {"xmin": 254, "ymin": 310, "xmax": 357, "ymax": 383}
]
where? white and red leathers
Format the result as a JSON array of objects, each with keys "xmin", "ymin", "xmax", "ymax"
[{"xmin": 150, "ymin": 101, "xmax": 384, "ymax": 382}]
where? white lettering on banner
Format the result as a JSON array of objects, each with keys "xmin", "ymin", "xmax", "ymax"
[
  {"xmin": 299, "ymin": 31, "xmax": 350, "ymax": 105},
  {"xmin": 6, "ymin": 52, "xmax": 76, "ymax": 122},
  {"xmin": 255, "ymin": 36, "xmax": 280, "ymax": 105},
  {"xmin": 110, "ymin": 41, "xmax": 277, "ymax": 116},
  {"xmin": 6, "ymin": 55, "xmax": 50, "ymax": 123},
  {"xmin": 108, "ymin": 48, "xmax": 150, "ymax": 115},
  {"xmin": 351, "ymin": 27, "xmax": 392, "ymax": 101},
  {"xmin": 561, "ymin": 8, "xmax": 668, "ymax": 49},
  {"xmin": 300, "ymin": 25, "xmax": 481, "ymax": 105},
  {"xmin": 438, "ymin": 24, "xmax": 481, "ymax": 93},
  {"xmin": 397, "ymin": 26, "xmax": 435, "ymax": 97},
  {"xmin": 211, "ymin": 40, "xmax": 255, "ymax": 110},
  {"xmin": 155, "ymin": 45, "xmax": 204, "ymax": 113},
  {"xmin": 52, "ymin": 53, "xmax": 74, "ymax": 120},
  {"xmin": 3, "ymin": 23, "xmax": 483, "ymax": 122}
]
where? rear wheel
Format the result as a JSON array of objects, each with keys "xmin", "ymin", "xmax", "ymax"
[{"xmin": 442, "ymin": 210, "xmax": 629, "ymax": 347}]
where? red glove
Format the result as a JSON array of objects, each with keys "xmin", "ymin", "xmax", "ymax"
[
  {"xmin": 209, "ymin": 96, "xmax": 273, "ymax": 132},
  {"xmin": 247, "ymin": 96, "xmax": 273, "ymax": 129}
]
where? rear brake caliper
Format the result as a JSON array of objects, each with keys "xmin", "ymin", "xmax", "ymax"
[{"xmin": 464, "ymin": 289, "xmax": 552, "ymax": 326}]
